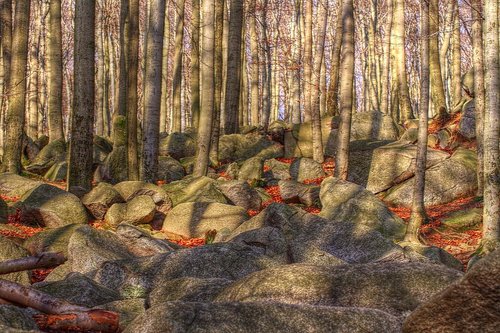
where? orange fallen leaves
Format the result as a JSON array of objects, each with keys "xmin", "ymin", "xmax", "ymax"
[
  {"xmin": 0, "ymin": 209, "xmax": 43, "ymax": 240},
  {"xmin": 170, "ymin": 238, "xmax": 206, "ymax": 248},
  {"xmin": 303, "ymin": 178, "xmax": 325, "ymax": 185},
  {"xmin": 0, "ymin": 194, "xmax": 21, "ymax": 203},
  {"xmin": 31, "ymin": 268, "xmax": 55, "ymax": 284}
]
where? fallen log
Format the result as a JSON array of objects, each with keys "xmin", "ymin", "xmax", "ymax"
[
  {"xmin": 34, "ymin": 310, "xmax": 120, "ymax": 333},
  {"xmin": 0, "ymin": 252, "xmax": 66, "ymax": 275}
]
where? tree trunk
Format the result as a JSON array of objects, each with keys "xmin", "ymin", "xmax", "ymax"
[
  {"xmin": 141, "ymin": 0, "xmax": 166, "ymax": 183},
  {"xmin": 67, "ymin": 0, "xmax": 95, "ymax": 191},
  {"xmin": 194, "ymin": 0, "xmax": 215, "ymax": 177},
  {"xmin": 47, "ymin": 0, "xmax": 64, "ymax": 142},
  {"xmin": 191, "ymin": 0, "xmax": 201, "ymax": 129},
  {"xmin": 429, "ymin": 0, "xmax": 447, "ymax": 115},
  {"xmin": 171, "ymin": 0, "xmax": 185, "ymax": 133},
  {"xmin": 481, "ymin": 0, "xmax": 500, "ymax": 252},
  {"xmin": 0, "ymin": 0, "xmax": 12, "ymax": 112},
  {"xmin": 261, "ymin": 0, "xmax": 272, "ymax": 131},
  {"xmin": 334, "ymin": 0, "xmax": 354, "ymax": 180},
  {"xmin": 249, "ymin": 0, "xmax": 259, "ymax": 126},
  {"xmin": 451, "ymin": 1, "xmax": 461, "ymax": 108},
  {"xmin": 1, "ymin": 0, "xmax": 30, "ymax": 174},
  {"xmin": 291, "ymin": 0, "xmax": 302, "ymax": 124},
  {"xmin": 326, "ymin": 1, "xmax": 343, "ymax": 116},
  {"xmin": 303, "ymin": 0, "xmax": 312, "ymax": 122},
  {"xmin": 405, "ymin": 0, "xmax": 430, "ymax": 243},
  {"xmin": 380, "ymin": 0, "xmax": 393, "ymax": 115}
]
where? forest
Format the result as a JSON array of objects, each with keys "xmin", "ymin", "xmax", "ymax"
[{"xmin": 0, "ymin": 0, "xmax": 498, "ymax": 332}]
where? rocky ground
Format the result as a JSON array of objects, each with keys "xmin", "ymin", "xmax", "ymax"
[{"xmin": 0, "ymin": 109, "xmax": 497, "ymax": 332}]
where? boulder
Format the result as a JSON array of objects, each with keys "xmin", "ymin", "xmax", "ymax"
[
  {"xmin": 0, "ymin": 173, "xmax": 43, "ymax": 198},
  {"xmin": 162, "ymin": 202, "xmax": 248, "ymax": 241},
  {"xmin": 94, "ymin": 299, "xmax": 146, "ymax": 332},
  {"xmin": 263, "ymin": 159, "xmax": 292, "ymax": 182},
  {"xmin": 218, "ymin": 134, "xmax": 275, "ymax": 162},
  {"xmin": 441, "ymin": 207, "xmax": 483, "ymax": 231},
  {"xmin": 116, "ymin": 223, "xmax": 175, "ymax": 257},
  {"xmin": 0, "ymin": 197, "xmax": 8, "ymax": 223},
  {"xmin": 278, "ymin": 180, "xmax": 320, "ymax": 207},
  {"xmin": 162, "ymin": 176, "xmax": 227, "ymax": 207},
  {"xmin": 98, "ymin": 146, "xmax": 128, "ymax": 184},
  {"xmin": 0, "ymin": 236, "xmax": 31, "ymax": 285},
  {"xmin": 399, "ymin": 128, "xmax": 418, "ymax": 144},
  {"xmin": 159, "ymin": 132, "xmax": 197, "ymax": 160},
  {"xmin": 23, "ymin": 224, "xmax": 81, "ymax": 256},
  {"xmin": 146, "ymin": 277, "xmax": 232, "ymax": 307},
  {"xmin": 350, "ymin": 111, "xmax": 400, "ymax": 141},
  {"xmin": 216, "ymin": 180, "xmax": 262, "ymax": 210},
  {"xmin": 104, "ymin": 196, "xmax": 156, "ymax": 226},
  {"xmin": 114, "ymin": 181, "xmax": 172, "ymax": 214},
  {"xmin": 25, "ymin": 139, "xmax": 66, "ymax": 175},
  {"xmin": 228, "ymin": 226, "xmax": 289, "ymax": 263},
  {"xmin": 0, "ymin": 306, "xmax": 38, "ymax": 331},
  {"xmin": 82, "ymin": 182, "xmax": 124, "ymax": 220},
  {"xmin": 284, "ymin": 117, "xmax": 333, "ymax": 158},
  {"xmin": 93, "ymin": 135, "xmax": 113, "ymax": 164},
  {"xmin": 366, "ymin": 143, "xmax": 449, "ymax": 194},
  {"xmin": 124, "ymin": 301, "xmax": 402, "ymax": 333},
  {"xmin": 383, "ymin": 149, "xmax": 478, "ymax": 207},
  {"xmin": 43, "ymin": 161, "xmax": 67, "ymax": 182},
  {"xmin": 268, "ymin": 120, "xmax": 287, "ymax": 144},
  {"xmin": 15, "ymin": 184, "xmax": 88, "ymax": 228},
  {"xmin": 216, "ymin": 262, "xmax": 463, "ymax": 317},
  {"xmin": 400, "ymin": 243, "xmax": 463, "ymax": 271},
  {"xmin": 290, "ymin": 158, "xmax": 326, "ymax": 183},
  {"xmin": 34, "ymin": 272, "xmax": 121, "ymax": 307},
  {"xmin": 157, "ymin": 156, "xmax": 186, "ymax": 182},
  {"xmin": 458, "ymin": 99, "xmax": 476, "ymax": 139},
  {"xmin": 238, "ymin": 157, "xmax": 264, "ymax": 182},
  {"xmin": 403, "ymin": 248, "xmax": 500, "ymax": 333},
  {"xmin": 320, "ymin": 177, "xmax": 406, "ymax": 239}
]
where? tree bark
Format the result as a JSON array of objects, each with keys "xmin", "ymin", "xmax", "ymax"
[
  {"xmin": 429, "ymin": 0, "xmax": 447, "ymax": 115},
  {"xmin": 303, "ymin": 0, "xmax": 313, "ymax": 122},
  {"xmin": 171, "ymin": 0, "xmax": 185, "ymax": 133},
  {"xmin": 326, "ymin": 1, "xmax": 343, "ymax": 117},
  {"xmin": 451, "ymin": 1, "xmax": 461, "ymax": 108},
  {"xmin": 380, "ymin": 0, "xmax": 393, "ymax": 115},
  {"xmin": 191, "ymin": 0, "xmax": 201, "ymax": 129},
  {"xmin": 0, "ymin": 252, "xmax": 66, "ymax": 275},
  {"xmin": 249, "ymin": 0, "xmax": 259, "ymax": 126}
]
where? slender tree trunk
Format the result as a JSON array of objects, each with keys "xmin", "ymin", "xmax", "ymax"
[
  {"xmin": 481, "ymin": 0, "xmax": 500, "ymax": 252},
  {"xmin": 1, "ymin": 0, "xmax": 12, "ymax": 119},
  {"xmin": 95, "ymin": 5, "xmax": 105, "ymax": 136},
  {"xmin": 291, "ymin": 0, "xmax": 303, "ymax": 124},
  {"xmin": 451, "ymin": 1, "xmax": 461, "ymax": 108},
  {"xmin": 1, "ymin": 0, "xmax": 30, "ymax": 174},
  {"xmin": 194, "ymin": 0, "xmax": 215, "ymax": 177},
  {"xmin": 471, "ymin": 0, "xmax": 485, "ymax": 195},
  {"xmin": 67, "ymin": 0, "xmax": 95, "ymax": 191},
  {"xmin": 405, "ymin": 0, "xmax": 430, "ymax": 243},
  {"xmin": 249, "ymin": 0, "xmax": 259, "ymax": 126},
  {"xmin": 141, "ymin": 0, "xmax": 166, "ymax": 183},
  {"xmin": 261, "ymin": 0, "xmax": 272, "ymax": 131},
  {"xmin": 380, "ymin": 0, "xmax": 393, "ymax": 115},
  {"xmin": 28, "ymin": 12, "xmax": 41, "ymax": 140},
  {"xmin": 326, "ymin": 1, "xmax": 343, "ymax": 116},
  {"xmin": 47, "ymin": 0, "xmax": 64, "ymax": 142},
  {"xmin": 191, "ymin": 0, "xmax": 201, "ymax": 129},
  {"xmin": 429, "ymin": 0, "xmax": 447, "ymax": 115},
  {"xmin": 303, "ymin": 0, "xmax": 312, "ymax": 122},
  {"xmin": 171, "ymin": 0, "xmax": 185, "ymax": 133},
  {"xmin": 334, "ymin": 0, "xmax": 354, "ymax": 180},
  {"xmin": 159, "ymin": 1, "xmax": 171, "ymax": 133}
]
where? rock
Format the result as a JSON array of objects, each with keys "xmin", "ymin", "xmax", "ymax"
[
  {"xmin": 105, "ymin": 196, "xmax": 156, "ymax": 226},
  {"xmin": 15, "ymin": 184, "xmax": 88, "ymax": 228},
  {"xmin": 268, "ymin": 120, "xmax": 287, "ymax": 144},
  {"xmin": 384, "ymin": 149, "xmax": 478, "ymax": 207},
  {"xmin": 124, "ymin": 301, "xmax": 402, "ymax": 333},
  {"xmin": 238, "ymin": 157, "xmax": 264, "ymax": 182},
  {"xmin": 278, "ymin": 180, "xmax": 320, "ymax": 207},
  {"xmin": 82, "ymin": 182, "xmax": 124, "ymax": 220},
  {"xmin": 399, "ymin": 128, "xmax": 418, "ymax": 144},
  {"xmin": 320, "ymin": 177, "xmax": 406, "ymax": 239},
  {"xmin": 403, "ymin": 248, "xmax": 500, "ymax": 333},
  {"xmin": 25, "ymin": 139, "xmax": 66, "ymax": 175},
  {"xmin": 437, "ymin": 129, "xmax": 452, "ymax": 149},
  {"xmin": 157, "ymin": 156, "xmax": 186, "ymax": 182},
  {"xmin": 159, "ymin": 132, "xmax": 197, "ymax": 160},
  {"xmin": 93, "ymin": 135, "xmax": 113, "ymax": 164},
  {"xmin": 458, "ymin": 99, "xmax": 476, "ymax": 139},
  {"xmin": 23, "ymin": 224, "xmax": 81, "ymax": 256},
  {"xmin": 218, "ymin": 134, "xmax": 275, "ymax": 162},
  {"xmin": 427, "ymin": 133, "xmax": 439, "ymax": 148},
  {"xmin": 0, "ymin": 198, "xmax": 8, "ymax": 223},
  {"xmin": 350, "ymin": 111, "xmax": 401, "ymax": 141},
  {"xmin": 162, "ymin": 176, "xmax": 227, "ymax": 206},
  {"xmin": 228, "ymin": 226, "xmax": 289, "ymax": 263},
  {"xmin": 116, "ymin": 223, "xmax": 174, "ymax": 256},
  {"xmin": 98, "ymin": 146, "xmax": 128, "ymax": 184},
  {"xmin": 0, "ymin": 236, "xmax": 31, "ymax": 285},
  {"xmin": 216, "ymin": 262, "xmax": 463, "ymax": 317},
  {"xmin": 441, "ymin": 207, "xmax": 483, "ymax": 231},
  {"xmin": 114, "ymin": 181, "xmax": 172, "ymax": 214},
  {"xmin": 162, "ymin": 202, "xmax": 248, "ymax": 241},
  {"xmin": 34, "ymin": 272, "xmax": 121, "ymax": 307},
  {"xmin": 254, "ymin": 143, "xmax": 284, "ymax": 160},
  {"xmin": 284, "ymin": 117, "xmax": 333, "ymax": 158},
  {"xmin": 263, "ymin": 159, "xmax": 291, "ymax": 182},
  {"xmin": 94, "ymin": 299, "xmax": 146, "ymax": 331},
  {"xmin": 0, "ymin": 306, "xmax": 38, "ymax": 331},
  {"xmin": 0, "ymin": 173, "xmax": 43, "ymax": 198},
  {"xmin": 146, "ymin": 277, "xmax": 232, "ymax": 307},
  {"xmin": 400, "ymin": 243, "xmax": 463, "ymax": 271},
  {"xmin": 290, "ymin": 158, "xmax": 326, "ymax": 183},
  {"xmin": 366, "ymin": 143, "xmax": 449, "ymax": 194},
  {"xmin": 216, "ymin": 180, "xmax": 262, "ymax": 210},
  {"xmin": 43, "ymin": 161, "xmax": 67, "ymax": 181}
]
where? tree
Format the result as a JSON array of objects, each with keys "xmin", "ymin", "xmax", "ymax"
[
  {"xmin": 326, "ymin": 0, "xmax": 344, "ymax": 117},
  {"xmin": 429, "ymin": 0, "xmax": 446, "ymax": 115},
  {"xmin": 303, "ymin": 0, "xmax": 312, "ymax": 122},
  {"xmin": 191, "ymin": 0, "xmax": 201, "ymax": 129},
  {"xmin": 47, "ymin": 0, "xmax": 64, "ymax": 142},
  {"xmin": 380, "ymin": 0, "xmax": 393, "ymax": 115},
  {"xmin": 223, "ymin": 0, "xmax": 244, "ymax": 134},
  {"xmin": 334, "ymin": 0, "xmax": 354, "ymax": 180},
  {"xmin": 171, "ymin": 0, "xmax": 185, "ymax": 133},
  {"xmin": 481, "ymin": 0, "xmax": 499, "ymax": 253},
  {"xmin": 67, "ymin": 0, "xmax": 95, "ymax": 191},
  {"xmin": 141, "ymin": 0, "xmax": 166, "ymax": 183},
  {"xmin": 193, "ymin": 0, "xmax": 215, "ymax": 177},
  {"xmin": 1, "ymin": 0, "xmax": 30, "ymax": 174},
  {"xmin": 249, "ymin": 0, "xmax": 259, "ymax": 126},
  {"xmin": 405, "ymin": 0, "xmax": 430, "ymax": 243},
  {"xmin": 451, "ymin": 0, "xmax": 461, "ymax": 108}
]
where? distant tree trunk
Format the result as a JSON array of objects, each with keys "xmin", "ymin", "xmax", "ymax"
[
  {"xmin": 261, "ymin": 0, "xmax": 272, "ymax": 131},
  {"xmin": 28, "ymin": 11, "xmax": 41, "ymax": 140},
  {"xmin": 380, "ymin": 0, "xmax": 393, "ymax": 115},
  {"xmin": 95, "ymin": 9, "xmax": 105, "ymax": 137},
  {"xmin": 311, "ymin": 1, "xmax": 328, "ymax": 164},
  {"xmin": 451, "ymin": 2, "xmax": 461, "ymax": 108},
  {"xmin": 481, "ymin": 0, "xmax": 500, "ymax": 253},
  {"xmin": 159, "ymin": 1, "xmax": 171, "ymax": 133},
  {"xmin": 326, "ymin": 1, "xmax": 343, "ymax": 116},
  {"xmin": 429, "ymin": 0, "xmax": 447, "ymax": 115},
  {"xmin": 1, "ymin": 0, "xmax": 30, "ymax": 174},
  {"xmin": 393, "ymin": 0, "xmax": 413, "ymax": 123},
  {"xmin": 471, "ymin": 0, "xmax": 485, "ymax": 195},
  {"xmin": 171, "ymin": 0, "xmax": 185, "ymax": 133},
  {"xmin": 194, "ymin": 0, "xmax": 215, "ymax": 177},
  {"xmin": 405, "ymin": 0, "xmax": 430, "ymax": 243},
  {"xmin": 290, "ymin": 0, "xmax": 302, "ymax": 123},
  {"xmin": 303, "ymin": 0, "xmax": 312, "ymax": 122},
  {"xmin": 67, "ymin": 0, "xmax": 95, "ymax": 191},
  {"xmin": 191, "ymin": 0, "xmax": 201, "ymax": 129},
  {"xmin": 47, "ymin": 0, "xmax": 64, "ymax": 142},
  {"xmin": 223, "ymin": 0, "xmax": 243, "ymax": 134},
  {"xmin": 249, "ymin": 0, "xmax": 259, "ymax": 126},
  {"xmin": 1, "ymin": 0, "xmax": 12, "ymax": 114},
  {"xmin": 141, "ymin": 0, "xmax": 166, "ymax": 183},
  {"xmin": 334, "ymin": 0, "xmax": 354, "ymax": 180}
]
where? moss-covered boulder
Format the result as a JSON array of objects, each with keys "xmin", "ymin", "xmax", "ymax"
[
  {"xmin": 216, "ymin": 180, "xmax": 262, "ymax": 210},
  {"xmin": 218, "ymin": 134, "xmax": 276, "ymax": 162},
  {"xmin": 0, "ymin": 306, "xmax": 38, "ymax": 331},
  {"xmin": 82, "ymin": 182, "xmax": 124, "ymax": 220},
  {"xmin": 162, "ymin": 176, "xmax": 227, "ymax": 207},
  {"xmin": 238, "ymin": 157, "xmax": 264, "ymax": 182},
  {"xmin": 159, "ymin": 132, "xmax": 197, "ymax": 160},
  {"xmin": 114, "ymin": 181, "xmax": 172, "ymax": 214},
  {"xmin": 23, "ymin": 224, "xmax": 80, "ymax": 256},
  {"xmin": 290, "ymin": 157, "xmax": 326, "ymax": 183},
  {"xmin": 25, "ymin": 139, "xmax": 66, "ymax": 175},
  {"xmin": 0, "ymin": 173, "xmax": 43, "ymax": 198},
  {"xmin": 104, "ymin": 195, "xmax": 156, "ymax": 226},
  {"xmin": 0, "ymin": 236, "xmax": 31, "ymax": 285},
  {"xmin": 157, "ymin": 156, "xmax": 186, "ymax": 182},
  {"xmin": 441, "ymin": 207, "xmax": 483, "ymax": 231}
]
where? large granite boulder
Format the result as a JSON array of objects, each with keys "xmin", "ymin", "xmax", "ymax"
[
  {"xmin": 238, "ymin": 157, "xmax": 264, "ymax": 182},
  {"xmin": 458, "ymin": 99, "xmax": 476, "ymax": 139},
  {"xmin": 162, "ymin": 202, "xmax": 249, "ymax": 241},
  {"xmin": 383, "ymin": 148, "xmax": 478, "ymax": 207},
  {"xmin": 284, "ymin": 117, "xmax": 333, "ymax": 158},
  {"xmin": 218, "ymin": 134, "xmax": 275, "ymax": 162},
  {"xmin": 15, "ymin": 184, "xmax": 88, "ymax": 228},
  {"xmin": 116, "ymin": 223, "xmax": 175, "ymax": 257},
  {"xmin": 82, "ymin": 182, "xmax": 124, "ymax": 220},
  {"xmin": 114, "ymin": 181, "xmax": 172, "ymax": 214},
  {"xmin": 124, "ymin": 301, "xmax": 402, "ymax": 333},
  {"xmin": 403, "ymin": 248, "xmax": 500, "ymax": 333},
  {"xmin": 290, "ymin": 158, "xmax": 326, "ymax": 183},
  {"xmin": 159, "ymin": 132, "xmax": 197, "ymax": 160},
  {"xmin": 350, "ymin": 111, "xmax": 401, "ymax": 141},
  {"xmin": 104, "ymin": 195, "xmax": 156, "ymax": 226},
  {"xmin": 0, "ymin": 236, "xmax": 31, "ymax": 285},
  {"xmin": 157, "ymin": 156, "xmax": 186, "ymax": 182},
  {"xmin": 216, "ymin": 180, "xmax": 262, "ymax": 210},
  {"xmin": 0, "ymin": 306, "xmax": 39, "ymax": 332},
  {"xmin": 162, "ymin": 176, "xmax": 227, "ymax": 206},
  {"xmin": 0, "ymin": 173, "xmax": 42, "ymax": 198},
  {"xmin": 279, "ymin": 180, "xmax": 320, "ymax": 207},
  {"xmin": 23, "ymin": 224, "xmax": 81, "ymax": 256},
  {"xmin": 25, "ymin": 139, "xmax": 66, "ymax": 175}
]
